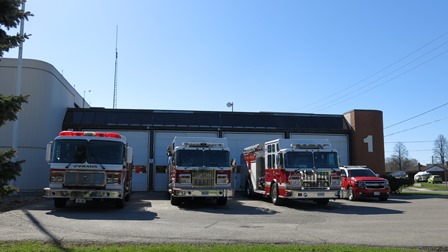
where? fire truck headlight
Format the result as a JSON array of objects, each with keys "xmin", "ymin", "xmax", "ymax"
[
  {"xmin": 50, "ymin": 171, "xmax": 64, "ymax": 183},
  {"xmin": 106, "ymin": 172, "xmax": 121, "ymax": 184},
  {"xmin": 179, "ymin": 174, "xmax": 192, "ymax": 184},
  {"xmin": 216, "ymin": 174, "xmax": 229, "ymax": 185}
]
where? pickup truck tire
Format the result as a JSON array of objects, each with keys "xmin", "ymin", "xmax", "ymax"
[
  {"xmin": 379, "ymin": 195, "xmax": 388, "ymax": 201},
  {"xmin": 270, "ymin": 183, "xmax": 283, "ymax": 206},
  {"xmin": 348, "ymin": 187, "xmax": 356, "ymax": 201}
]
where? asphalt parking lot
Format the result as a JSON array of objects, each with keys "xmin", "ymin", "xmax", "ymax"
[{"xmin": 1, "ymin": 192, "xmax": 447, "ymax": 250}]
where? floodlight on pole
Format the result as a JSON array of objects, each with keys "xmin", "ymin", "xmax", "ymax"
[
  {"xmin": 83, "ymin": 90, "xmax": 91, "ymax": 108},
  {"xmin": 226, "ymin": 102, "xmax": 234, "ymax": 112}
]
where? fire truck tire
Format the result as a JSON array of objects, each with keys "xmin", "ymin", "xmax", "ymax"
[
  {"xmin": 270, "ymin": 183, "xmax": 283, "ymax": 206},
  {"xmin": 125, "ymin": 192, "xmax": 131, "ymax": 201},
  {"xmin": 314, "ymin": 199, "xmax": 329, "ymax": 206},
  {"xmin": 54, "ymin": 198, "xmax": 67, "ymax": 208},
  {"xmin": 216, "ymin": 197, "xmax": 227, "ymax": 206},
  {"xmin": 115, "ymin": 198, "xmax": 125, "ymax": 209},
  {"xmin": 125, "ymin": 188, "xmax": 131, "ymax": 201},
  {"xmin": 125, "ymin": 181, "xmax": 132, "ymax": 201},
  {"xmin": 170, "ymin": 195, "xmax": 181, "ymax": 206},
  {"xmin": 348, "ymin": 187, "xmax": 356, "ymax": 201}
]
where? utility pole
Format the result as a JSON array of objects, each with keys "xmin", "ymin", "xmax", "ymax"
[{"xmin": 12, "ymin": 1, "xmax": 26, "ymax": 162}]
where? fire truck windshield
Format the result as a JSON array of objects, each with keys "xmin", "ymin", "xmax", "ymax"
[
  {"xmin": 285, "ymin": 151, "xmax": 338, "ymax": 169},
  {"xmin": 176, "ymin": 150, "xmax": 229, "ymax": 167},
  {"xmin": 51, "ymin": 139, "xmax": 124, "ymax": 165}
]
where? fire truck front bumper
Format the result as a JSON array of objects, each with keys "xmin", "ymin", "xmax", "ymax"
[
  {"xmin": 285, "ymin": 189, "xmax": 340, "ymax": 199},
  {"xmin": 44, "ymin": 188, "xmax": 124, "ymax": 199},
  {"xmin": 171, "ymin": 188, "xmax": 234, "ymax": 198}
]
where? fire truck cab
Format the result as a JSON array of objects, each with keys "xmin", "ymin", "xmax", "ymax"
[
  {"xmin": 243, "ymin": 139, "xmax": 341, "ymax": 206},
  {"xmin": 44, "ymin": 131, "xmax": 133, "ymax": 208},
  {"xmin": 167, "ymin": 137, "xmax": 235, "ymax": 206}
]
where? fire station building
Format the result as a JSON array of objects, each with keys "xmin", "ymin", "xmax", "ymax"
[{"xmin": 0, "ymin": 58, "xmax": 385, "ymax": 192}]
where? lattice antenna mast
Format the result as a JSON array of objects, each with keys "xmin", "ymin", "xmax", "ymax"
[{"xmin": 113, "ymin": 26, "xmax": 118, "ymax": 109}]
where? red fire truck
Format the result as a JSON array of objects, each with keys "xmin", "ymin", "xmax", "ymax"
[
  {"xmin": 167, "ymin": 137, "xmax": 235, "ymax": 206},
  {"xmin": 243, "ymin": 139, "xmax": 341, "ymax": 206},
  {"xmin": 44, "ymin": 131, "xmax": 133, "ymax": 208}
]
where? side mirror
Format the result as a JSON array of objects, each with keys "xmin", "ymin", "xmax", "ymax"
[
  {"xmin": 45, "ymin": 142, "xmax": 52, "ymax": 163},
  {"xmin": 126, "ymin": 146, "xmax": 133, "ymax": 164}
]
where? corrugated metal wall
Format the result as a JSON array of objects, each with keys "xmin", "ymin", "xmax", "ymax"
[{"xmin": 0, "ymin": 59, "xmax": 85, "ymax": 190}]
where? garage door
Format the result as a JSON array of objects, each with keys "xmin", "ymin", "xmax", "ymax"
[
  {"xmin": 290, "ymin": 134, "xmax": 349, "ymax": 166},
  {"xmin": 103, "ymin": 130, "xmax": 150, "ymax": 192},
  {"xmin": 223, "ymin": 132, "xmax": 285, "ymax": 191},
  {"xmin": 153, "ymin": 131, "xmax": 219, "ymax": 192}
]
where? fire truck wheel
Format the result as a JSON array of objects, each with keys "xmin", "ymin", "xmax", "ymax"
[
  {"xmin": 216, "ymin": 197, "xmax": 227, "ymax": 206},
  {"xmin": 115, "ymin": 198, "xmax": 125, "ymax": 209},
  {"xmin": 348, "ymin": 187, "xmax": 356, "ymax": 201},
  {"xmin": 54, "ymin": 198, "xmax": 67, "ymax": 208},
  {"xmin": 270, "ymin": 183, "xmax": 283, "ymax": 206},
  {"xmin": 170, "ymin": 195, "xmax": 181, "ymax": 206}
]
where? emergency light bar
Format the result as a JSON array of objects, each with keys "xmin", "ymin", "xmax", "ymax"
[
  {"xmin": 182, "ymin": 142, "xmax": 224, "ymax": 148},
  {"xmin": 59, "ymin": 131, "xmax": 122, "ymax": 139},
  {"xmin": 291, "ymin": 143, "xmax": 329, "ymax": 149}
]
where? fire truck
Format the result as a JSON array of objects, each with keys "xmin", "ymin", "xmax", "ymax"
[
  {"xmin": 44, "ymin": 131, "xmax": 133, "ymax": 208},
  {"xmin": 167, "ymin": 137, "xmax": 235, "ymax": 206},
  {"xmin": 243, "ymin": 139, "xmax": 341, "ymax": 206}
]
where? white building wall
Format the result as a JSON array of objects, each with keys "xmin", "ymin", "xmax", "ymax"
[{"xmin": 0, "ymin": 58, "xmax": 86, "ymax": 190}]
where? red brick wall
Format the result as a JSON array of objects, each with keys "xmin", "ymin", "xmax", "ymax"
[{"xmin": 344, "ymin": 110, "xmax": 386, "ymax": 175}]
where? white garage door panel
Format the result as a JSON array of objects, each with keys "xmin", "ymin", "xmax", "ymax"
[
  {"xmin": 94, "ymin": 130, "xmax": 149, "ymax": 192},
  {"xmin": 153, "ymin": 131, "xmax": 219, "ymax": 192},
  {"xmin": 290, "ymin": 134, "xmax": 349, "ymax": 166}
]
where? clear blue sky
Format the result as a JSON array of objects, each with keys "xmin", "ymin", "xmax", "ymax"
[{"xmin": 4, "ymin": 0, "xmax": 448, "ymax": 165}]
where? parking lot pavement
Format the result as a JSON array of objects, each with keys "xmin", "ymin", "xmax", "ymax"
[{"xmin": 1, "ymin": 191, "xmax": 448, "ymax": 249}]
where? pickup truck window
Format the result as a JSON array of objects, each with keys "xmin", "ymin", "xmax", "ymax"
[{"xmin": 348, "ymin": 169, "xmax": 376, "ymax": 177}]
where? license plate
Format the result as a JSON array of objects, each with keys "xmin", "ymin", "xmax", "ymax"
[
  {"xmin": 374, "ymin": 192, "xmax": 380, "ymax": 196},
  {"xmin": 202, "ymin": 191, "xmax": 209, "ymax": 196},
  {"xmin": 317, "ymin": 192, "xmax": 325, "ymax": 197},
  {"xmin": 75, "ymin": 198, "xmax": 86, "ymax": 204}
]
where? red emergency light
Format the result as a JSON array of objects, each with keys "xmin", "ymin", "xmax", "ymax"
[{"xmin": 59, "ymin": 131, "xmax": 122, "ymax": 139}]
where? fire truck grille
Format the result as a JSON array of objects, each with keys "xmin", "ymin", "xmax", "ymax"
[
  {"xmin": 192, "ymin": 170, "xmax": 215, "ymax": 187},
  {"xmin": 64, "ymin": 171, "xmax": 105, "ymax": 187},
  {"xmin": 302, "ymin": 171, "xmax": 330, "ymax": 189},
  {"xmin": 364, "ymin": 180, "xmax": 386, "ymax": 189}
]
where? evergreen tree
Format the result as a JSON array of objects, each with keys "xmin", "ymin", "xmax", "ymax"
[{"xmin": 0, "ymin": 0, "xmax": 31, "ymax": 197}]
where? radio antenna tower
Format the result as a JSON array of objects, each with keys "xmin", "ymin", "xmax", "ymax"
[{"xmin": 113, "ymin": 26, "xmax": 118, "ymax": 109}]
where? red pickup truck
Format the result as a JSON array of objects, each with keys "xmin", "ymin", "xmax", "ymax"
[{"xmin": 340, "ymin": 166, "xmax": 390, "ymax": 201}]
